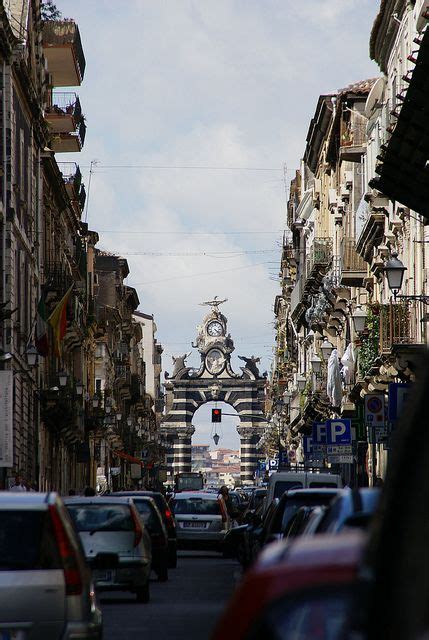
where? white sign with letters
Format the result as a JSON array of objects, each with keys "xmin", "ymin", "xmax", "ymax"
[{"xmin": 0, "ymin": 371, "xmax": 13, "ymax": 467}]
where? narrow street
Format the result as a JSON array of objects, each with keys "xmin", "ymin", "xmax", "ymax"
[{"xmin": 100, "ymin": 552, "xmax": 241, "ymax": 640}]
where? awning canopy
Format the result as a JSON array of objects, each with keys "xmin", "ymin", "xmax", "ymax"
[
  {"xmin": 370, "ymin": 26, "xmax": 429, "ymax": 219},
  {"xmin": 111, "ymin": 449, "xmax": 149, "ymax": 468}
]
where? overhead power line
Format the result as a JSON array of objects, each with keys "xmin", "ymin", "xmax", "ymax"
[
  {"xmin": 81, "ymin": 164, "xmax": 282, "ymax": 172},
  {"xmin": 131, "ymin": 260, "xmax": 272, "ymax": 286},
  {"xmin": 116, "ymin": 249, "xmax": 278, "ymax": 257},
  {"xmin": 97, "ymin": 230, "xmax": 282, "ymax": 235}
]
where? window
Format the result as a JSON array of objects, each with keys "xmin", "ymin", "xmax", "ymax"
[
  {"xmin": 273, "ymin": 481, "xmax": 303, "ymax": 500},
  {"xmin": 133, "ymin": 501, "xmax": 162, "ymax": 533},
  {"xmin": 0, "ymin": 510, "xmax": 61, "ymax": 570},
  {"xmin": 66, "ymin": 504, "xmax": 134, "ymax": 532},
  {"xmin": 171, "ymin": 498, "xmax": 221, "ymax": 516},
  {"xmin": 246, "ymin": 586, "xmax": 356, "ymax": 640}
]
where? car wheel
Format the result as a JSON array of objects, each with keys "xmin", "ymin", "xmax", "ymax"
[
  {"xmin": 136, "ymin": 581, "xmax": 150, "ymax": 603},
  {"xmin": 157, "ymin": 558, "xmax": 169, "ymax": 582},
  {"xmin": 168, "ymin": 548, "xmax": 177, "ymax": 568}
]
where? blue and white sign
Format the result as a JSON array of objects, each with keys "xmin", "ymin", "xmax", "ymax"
[
  {"xmin": 269, "ymin": 458, "xmax": 278, "ymax": 469},
  {"xmin": 326, "ymin": 419, "xmax": 352, "ymax": 446},
  {"xmin": 364, "ymin": 393, "xmax": 385, "ymax": 427},
  {"xmin": 303, "ymin": 436, "xmax": 313, "ymax": 457},
  {"xmin": 388, "ymin": 383, "xmax": 411, "ymax": 422},
  {"xmin": 312, "ymin": 422, "xmax": 327, "ymax": 445},
  {"xmin": 279, "ymin": 450, "xmax": 289, "ymax": 466}
]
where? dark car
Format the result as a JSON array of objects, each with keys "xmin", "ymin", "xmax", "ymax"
[
  {"xmin": 113, "ymin": 491, "xmax": 177, "ymax": 568},
  {"xmin": 115, "ymin": 495, "xmax": 169, "ymax": 581},
  {"xmin": 263, "ymin": 488, "xmax": 340, "ymax": 545},
  {"xmin": 315, "ymin": 487, "xmax": 381, "ymax": 534}
]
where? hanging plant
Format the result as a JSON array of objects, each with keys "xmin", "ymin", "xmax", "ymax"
[{"xmin": 358, "ymin": 307, "xmax": 380, "ymax": 378}]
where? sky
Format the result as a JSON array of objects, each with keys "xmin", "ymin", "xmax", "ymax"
[{"xmin": 56, "ymin": 0, "xmax": 380, "ymax": 449}]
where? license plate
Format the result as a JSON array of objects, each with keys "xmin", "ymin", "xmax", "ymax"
[
  {"xmin": 183, "ymin": 521, "xmax": 205, "ymax": 528},
  {"xmin": 0, "ymin": 632, "xmax": 26, "ymax": 640}
]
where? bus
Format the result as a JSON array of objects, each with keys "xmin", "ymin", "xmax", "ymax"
[{"xmin": 174, "ymin": 472, "xmax": 204, "ymax": 492}]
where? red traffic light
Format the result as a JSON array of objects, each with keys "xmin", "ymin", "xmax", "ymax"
[{"xmin": 212, "ymin": 408, "xmax": 222, "ymax": 423}]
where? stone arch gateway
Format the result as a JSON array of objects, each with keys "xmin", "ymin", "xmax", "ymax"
[{"xmin": 161, "ymin": 299, "xmax": 267, "ymax": 484}]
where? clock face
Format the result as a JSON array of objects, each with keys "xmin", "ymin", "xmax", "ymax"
[
  {"xmin": 206, "ymin": 349, "xmax": 225, "ymax": 375},
  {"xmin": 207, "ymin": 321, "xmax": 224, "ymax": 337}
]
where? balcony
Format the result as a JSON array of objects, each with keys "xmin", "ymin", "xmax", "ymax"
[
  {"xmin": 339, "ymin": 119, "xmax": 367, "ymax": 162},
  {"xmin": 42, "ymin": 20, "xmax": 86, "ymax": 86},
  {"xmin": 43, "ymin": 261, "xmax": 74, "ymax": 303},
  {"xmin": 57, "ymin": 161, "xmax": 86, "ymax": 212},
  {"xmin": 45, "ymin": 92, "xmax": 82, "ymax": 133},
  {"xmin": 304, "ymin": 237, "xmax": 333, "ymax": 294},
  {"xmin": 50, "ymin": 119, "xmax": 86, "ymax": 153},
  {"xmin": 379, "ymin": 302, "xmax": 420, "ymax": 354},
  {"xmin": 340, "ymin": 240, "xmax": 367, "ymax": 286},
  {"xmin": 356, "ymin": 211, "xmax": 386, "ymax": 263}
]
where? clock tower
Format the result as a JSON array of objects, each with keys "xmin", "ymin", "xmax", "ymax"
[{"xmin": 192, "ymin": 297, "xmax": 235, "ymax": 377}]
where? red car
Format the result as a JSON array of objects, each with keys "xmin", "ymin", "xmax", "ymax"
[{"xmin": 212, "ymin": 531, "xmax": 366, "ymax": 640}]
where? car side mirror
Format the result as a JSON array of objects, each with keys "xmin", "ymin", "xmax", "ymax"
[{"xmin": 91, "ymin": 552, "xmax": 119, "ymax": 570}]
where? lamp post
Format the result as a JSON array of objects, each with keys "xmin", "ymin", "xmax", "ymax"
[
  {"xmin": 58, "ymin": 370, "xmax": 68, "ymax": 387},
  {"xmin": 383, "ymin": 251, "xmax": 407, "ymax": 299},
  {"xmin": 351, "ymin": 305, "xmax": 367, "ymax": 334},
  {"xmin": 320, "ymin": 338, "xmax": 334, "ymax": 361},
  {"xmin": 25, "ymin": 344, "xmax": 38, "ymax": 367}
]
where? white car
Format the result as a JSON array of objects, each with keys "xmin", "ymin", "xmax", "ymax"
[
  {"xmin": 170, "ymin": 492, "xmax": 230, "ymax": 550},
  {"xmin": 65, "ymin": 497, "xmax": 152, "ymax": 603}
]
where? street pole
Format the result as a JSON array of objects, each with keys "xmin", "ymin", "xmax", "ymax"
[{"xmin": 372, "ymin": 424, "xmax": 377, "ymax": 486}]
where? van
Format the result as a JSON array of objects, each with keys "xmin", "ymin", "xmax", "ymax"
[{"xmin": 265, "ymin": 471, "xmax": 343, "ymax": 510}]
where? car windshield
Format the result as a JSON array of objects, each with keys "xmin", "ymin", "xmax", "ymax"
[
  {"xmin": 273, "ymin": 481, "xmax": 303, "ymax": 499},
  {"xmin": 67, "ymin": 504, "xmax": 134, "ymax": 532},
  {"xmin": 132, "ymin": 501, "xmax": 162, "ymax": 532},
  {"xmin": 0, "ymin": 510, "xmax": 61, "ymax": 570},
  {"xmin": 172, "ymin": 498, "xmax": 221, "ymax": 516},
  {"xmin": 273, "ymin": 494, "xmax": 337, "ymax": 533}
]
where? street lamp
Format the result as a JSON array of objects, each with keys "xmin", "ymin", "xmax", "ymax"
[
  {"xmin": 351, "ymin": 305, "xmax": 367, "ymax": 333},
  {"xmin": 58, "ymin": 370, "xmax": 68, "ymax": 387},
  {"xmin": 75, "ymin": 380, "xmax": 84, "ymax": 396},
  {"xmin": 213, "ymin": 432, "xmax": 220, "ymax": 446},
  {"xmin": 310, "ymin": 353, "xmax": 322, "ymax": 374},
  {"xmin": 297, "ymin": 376, "xmax": 306, "ymax": 391},
  {"xmin": 383, "ymin": 251, "xmax": 407, "ymax": 298},
  {"xmin": 92, "ymin": 394, "xmax": 99, "ymax": 409},
  {"xmin": 283, "ymin": 390, "xmax": 291, "ymax": 406},
  {"xmin": 127, "ymin": 417, "xmax": 132, "ymax": 427},
  {"xmin": 116, "ymin": 412, "xmax": 122, "ymax": 421},
  {"xmin": 320, "ymin": 338, "xmax": 334, "ymax": 361},
  {"xmin": 25, "ymin": 344, "xmax": 38, "ymax": 367}
]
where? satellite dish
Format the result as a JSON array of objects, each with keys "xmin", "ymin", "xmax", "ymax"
[{"xmin": 364, "ymin": 77, "xmax": 386, "ymax": 119}]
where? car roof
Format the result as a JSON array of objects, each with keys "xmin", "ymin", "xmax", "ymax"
[
  {"xmin": 63, "ymin": 496, "xmax": 134, "ymax": 505},
  {"xmin": 213, "ymin": 531, "xmax": 365, "ymax": 640},
  {"xmin": 0, "ymin": 491, "xmax": 54, "ymax": 508},
  {"xmin": 172, "ymin": 491, "xmax": 219, "ymax": 500},
  {"xmin": 112, "ymin": 491, "xmax": 164, "ymax": 499}
]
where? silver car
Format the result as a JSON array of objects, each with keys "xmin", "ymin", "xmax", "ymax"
[
  {"xmin": 65, "ymin": 497, "xmax": 152, "ymax": 603},
  {"xmin": 0, "ymin": 491, "xmax": 102, "ymax": 639},
  {"xmin": 171, "ymin": 492, "xmax": 230, "ymax": 550}
]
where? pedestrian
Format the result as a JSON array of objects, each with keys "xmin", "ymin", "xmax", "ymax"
[
  {"xmin": 68, "ymin": 489, "xmax": 76, "ymax": 496},
  {"xmin": 83, "ymin": 486, "xmax": 96, "ymax": 496},
  {"xmin": 218, "ymin": 485, "xmax": 236, "ymax": 523},
  {"xmin": 9, "ymin": 475, "xmax": 27, "ymax": 492}
]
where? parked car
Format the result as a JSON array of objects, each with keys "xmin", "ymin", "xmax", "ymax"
[
  {"xmin": 263, "ymin": 488, "xmax": 341, "ymax": 544},
  {"xmin": 265, "ymin": 470, "xmax": 343, "ymax": 508},
  {"xmin": 114, "ymin": 491, "xmax": 177, "ymax": 568},
  {"xmin": 170, "ymin": 492, "xmax": 229, "ymax": 550},
  {"xmin": 212, "ymin": 530, "xmax": 366, "ymax": 640},
  {"xmin": 110, "ymin": 493, "xmax": 168, "ymax": 581},
  {"xmin": 64, "ymin": 496, "xmax": 152, "ymax": 603},
  {"xmin": 315, "ymin": 487, "xmax": 381, "ymax": 534},
  {"xmin": 0, "ymin": 491, "xmax": 102, "ymax": 639}
]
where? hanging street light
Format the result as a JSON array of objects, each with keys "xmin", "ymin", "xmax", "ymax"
[
  {"xmin": 25, "ymin": 344, "xmax": 38, "ymax": 367},
  {"xmin": 92, "ymin": 394, "xmax": 99, "ymax": 409},
  {"xmin": 297, "ymin": 376, "xmax": 306, "ymax": 391},
  {"xmin": 320, "ymin": 338, "xmax": 334, "ymax": 361},
  {"xmin": 213, "ymin": 432, "xmax": 220, "ymax": 446},
  {"xmin": 351, "ymin": 305, "xmax": 367, "ymax": 334},
  {"xmin": 383, "ymin": 251, "xmax": 407, "ymax": 298},
  {"xmin": 58, "ymin": 370, "xmax": 68, "ymax": 387},
  {"xmin": 310, "ymin": 353, "xmax": 322, "ymax": 373},
  {"xmin": 75, "ymin": 380, "xmax": 84, "ymax": 396}
]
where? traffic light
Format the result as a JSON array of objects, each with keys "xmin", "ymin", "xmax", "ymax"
[{"xmin": 211, "ymin": 408, "xmax": 222, "ymax": 423}]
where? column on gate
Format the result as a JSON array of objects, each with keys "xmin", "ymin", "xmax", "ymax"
[
  {"xmin": 237, "ymin": 426, "xmax": 258, "ymax": 484},
  {"xmin": 172, "ymin": 425, "xmax": 195, "ymax": 475}
]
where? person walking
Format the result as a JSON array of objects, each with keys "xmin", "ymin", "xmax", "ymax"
[{"xmin": 9, "ymin": 475, "xmax": 27, "ymax": 492}]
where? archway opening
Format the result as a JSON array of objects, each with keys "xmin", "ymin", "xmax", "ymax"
[{"xmin": 191, "ymin": 401, "xmax": 240, "ymax": 488}]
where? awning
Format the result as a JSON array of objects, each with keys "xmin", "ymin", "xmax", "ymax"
[
  {"xmin": 370, "ymin": 26, "xmax": 429, "ymax": 219},
  {"xmin": 111, "ymin": 450, "xmax": 145, "ymax": 467}
]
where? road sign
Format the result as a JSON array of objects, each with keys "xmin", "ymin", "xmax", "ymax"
[
  {"xmin": 364, "ymin": 394, "xmax": 385, "ymax": 427},
  {"xmin": 269, "ymin": 458, "xmax": 278, "ymax": 469},
  {"xmin": 303, "ymin": 436, "xmax": 313, "ymax": 457},
  {"xmin": 279, "ymin": 450, "xmax": 289, "ymax": 466},
  {"xmin": 326, "ymin": 419, "xmax": 352, "ymax": 445},
  {"xmin": 327, "ymin": 445, "xmax": 352, "ymax": 455},
  {"xmin": 329, "ymin": 455, "xmax": 354, "ymax": 464},
  {"xmin": 388, "ymin": 383, "xmax": 411, "ymax": 421},
  {"xmin": 312, "ymin": 422, "xmax": 327, "ymax": 445}
]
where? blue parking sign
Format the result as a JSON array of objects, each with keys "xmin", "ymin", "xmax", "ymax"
[{"xmin": 326, "ymin": 419, "xmax": 352, "ymax": 445}]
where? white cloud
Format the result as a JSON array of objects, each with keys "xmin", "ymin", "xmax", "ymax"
[{"xmin": 59, "ymin": 0, "xmax": 379, "ymax": 393}]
